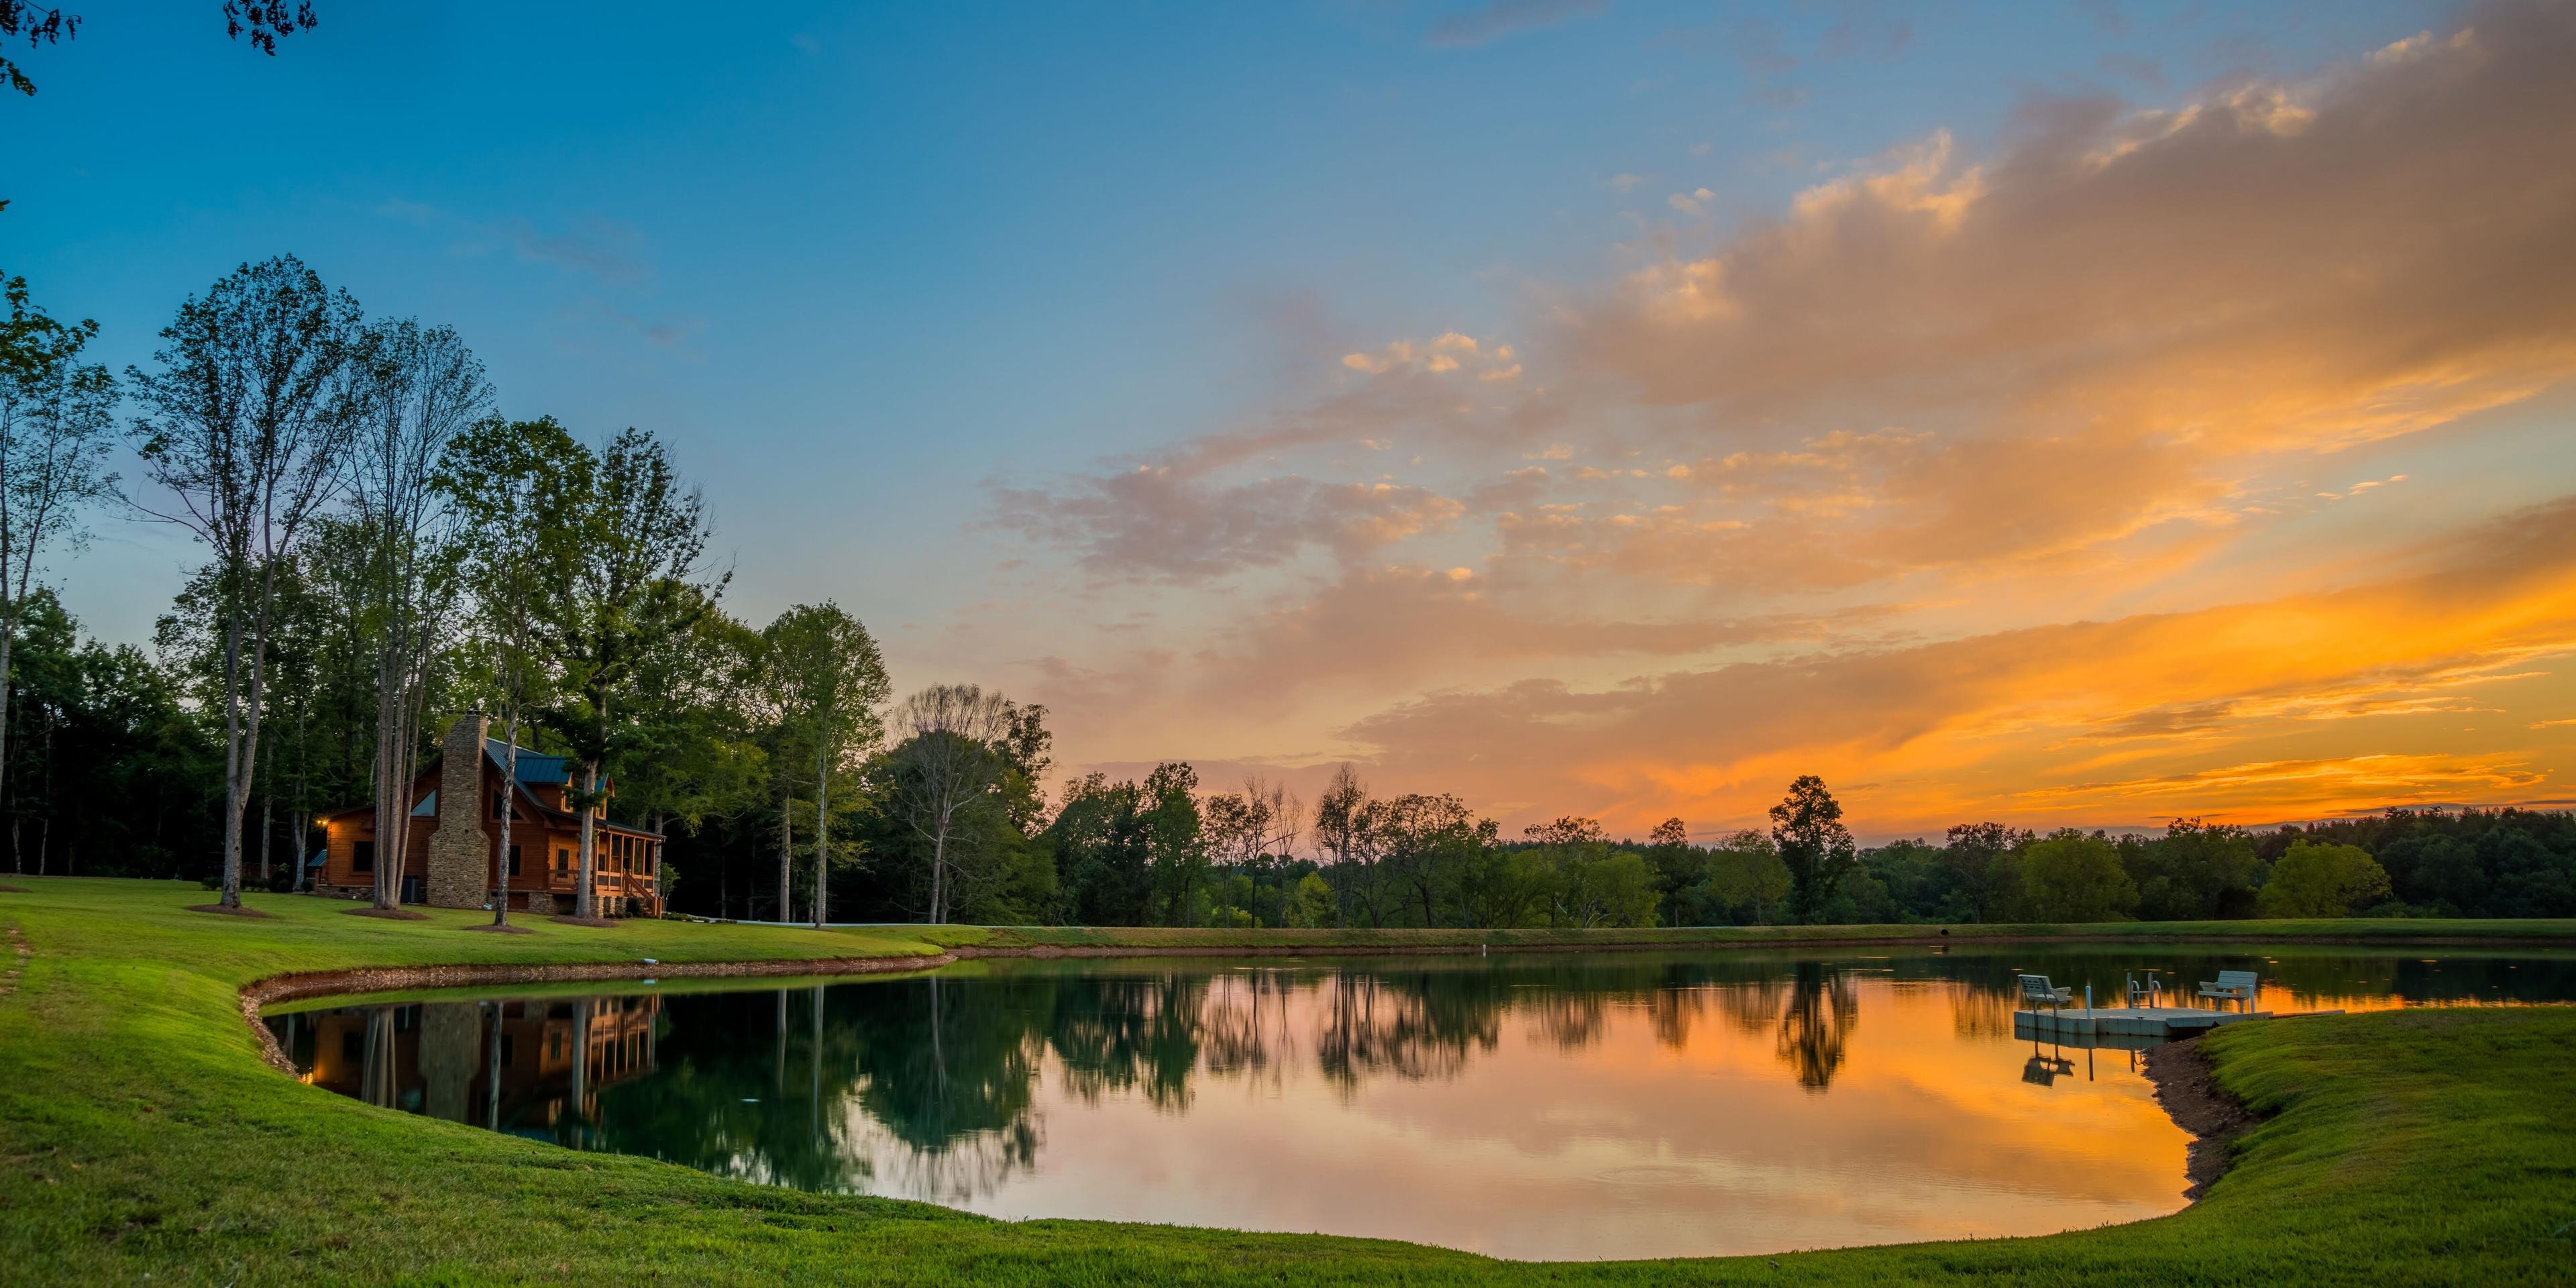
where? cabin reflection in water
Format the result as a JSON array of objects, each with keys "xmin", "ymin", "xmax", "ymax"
[{"xmin": 273, "ymin": 995, "xmax": 660, "ymax": 1142}]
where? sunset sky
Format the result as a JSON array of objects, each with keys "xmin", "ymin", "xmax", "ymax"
[{"xmin": 17, "ymin": 0, "xmax": 2576, "ymax": 840}]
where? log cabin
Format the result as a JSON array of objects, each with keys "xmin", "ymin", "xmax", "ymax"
[{"xmin": 309, "ymin": 714, "xmax": 665, "ymax": 917}]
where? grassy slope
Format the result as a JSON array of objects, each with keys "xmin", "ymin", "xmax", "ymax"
[{"xmin": 0, "ymin": 878, "xmax": 2567, "ymax": 1286}]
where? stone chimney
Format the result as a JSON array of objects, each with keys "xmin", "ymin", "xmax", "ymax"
[{"xmin": 424, "ymin": 713, "xmax": 490, "ymax": 909}]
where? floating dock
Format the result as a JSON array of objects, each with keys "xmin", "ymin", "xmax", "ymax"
[{"xmin": 2012, "ymin": 1006, "xmax": 2343, "ymax": 1046}]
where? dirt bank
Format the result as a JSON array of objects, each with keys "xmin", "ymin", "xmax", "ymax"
[{"xmin": 2143, "ymin": 1034, "xmax": 2261, "ymax": 1200}]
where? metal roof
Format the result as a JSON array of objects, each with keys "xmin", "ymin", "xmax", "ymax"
[{"xmin": 485, "ymin": 739, "xmax": 572, "ymax": 786}]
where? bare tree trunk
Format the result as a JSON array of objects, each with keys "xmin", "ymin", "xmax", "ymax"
[
  {"xmin": 220, "ymin": 601, "xmax": 245, "ymax": 906},
  {"xmin": 570, "ymin": 997, "xmax": 590, "ymax": 1133},
  {"xmin": 486, "ymin": 1002, "xmax": 503, "ymax": 1131},
  {"xmin": 259, "ymin": 783, "xmax": 273, "ymax": 888},
  {"xmin": 0, "ymin": 622, "xmax": 15, "ymax": 825},
  {"xmin": 576, "ymin": 761, "xmax": 600, "ymax": 920},
  {"xmin": 777, "ymin": 790, "xmax": 792, "ymax": 923},
  {"xmin": 492, "ymin": 708, "xmax": 518, "ymax": 927},
  {"xmin": 292, "ymin": 706, "xmax": 309, "ymax": 892},
  {"xmin": 928, "ymin": 824, "xmax": 947, "ymax": 925},
  {"xmin": 812, "ymin": 743, "xmax": 829, "ymax": 930}
]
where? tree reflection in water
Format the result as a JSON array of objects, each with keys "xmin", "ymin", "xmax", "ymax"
[
  {"xmin": 1774, "ymin": 962, "xmax": 1859, "ymax": 1090},
  {"xmin": 266, "ymin": 947, "xmax": 2576, "ymax": 1208}
]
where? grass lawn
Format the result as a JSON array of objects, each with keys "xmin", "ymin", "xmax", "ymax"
[{"xmin": 2, "ymin": 877, "xmax": 2571, "ymax": 1285}]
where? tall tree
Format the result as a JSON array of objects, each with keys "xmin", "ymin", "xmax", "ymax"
[
  {"xmin": 759, "ymin": 602, "xmax": 890, "ymax": 928},
  {"xmin": 1142, "ymin": 761, "xmax": 1205, "ymax": 926},
  {"xmin": 0, "ymin": 268, "xmax": 115, "ymax": 804},
  {"xmin": 346, "ymin": 319, "xmax": 485, "ymax": 911},
  {"xmin": 1310, "ymin": 763, "xmax": 1373, "ymax": 928},
  {"xmin": 619, "ymin": 594, "xmax": 763, "ymax": 912},
  {"xmin": 887, "ymin": 683, "xmax": 1015, "ymax": 923},
  {"xmin": 1769, "ymin": 775, "xmax": 1856, "ymax": 924},
  {"xmin": 442, "ymin": 416, "xmax": 581, "ymax": 927},
  {"xmin": 529, "ymin": 427, "xmax": 724, "ymax": 920},
  {"xmin": 127, "ymin": 256, "xmax": 364, "ymax": 908}
]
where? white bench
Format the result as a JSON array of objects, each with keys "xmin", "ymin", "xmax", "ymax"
[
  {"xmin": 2019, "ymin": 973, "xmax": 2075, "ymax": 1012},
  {"xmin": 2199, "ymin": 969, "xmax": 2259, "ymax": 1009}
]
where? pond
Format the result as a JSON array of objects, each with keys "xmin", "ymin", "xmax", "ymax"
[{"xmin": 263, "ymin": 943, "xmax": 2576, "ymax": 1260}]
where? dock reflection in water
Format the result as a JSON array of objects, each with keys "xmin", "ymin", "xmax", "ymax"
[{"xmin": 263, "ymin": 946, "xmax": 2576, "ymax": 1260}]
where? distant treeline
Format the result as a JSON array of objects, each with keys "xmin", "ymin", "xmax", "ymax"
[{"xmin": 16, "ymin": 585, "xmax": 2575, "ymax": 928}]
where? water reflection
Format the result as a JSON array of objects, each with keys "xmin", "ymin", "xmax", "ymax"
[{"xmin": 266, "ymin": 945, "xmax": 2576, "ymax": 1260}]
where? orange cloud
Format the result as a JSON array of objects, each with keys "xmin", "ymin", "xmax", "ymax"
[
  {"xmin": 1339, "ymin": 498, "xmax": 2576, "ymax": 834},
  {"xmin": 984, "ymin": 2, "xmax": 2576, "ymax": 837}
]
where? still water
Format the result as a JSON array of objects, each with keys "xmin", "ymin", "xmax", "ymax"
[{"xmin": 264, "ymin": 945, "xmax": 2576, "ymax": 1260}]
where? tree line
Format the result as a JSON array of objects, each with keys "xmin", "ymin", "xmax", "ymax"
[{"xmin": 8, "ymin": 254, "xmax": 2576, "ymax": 926}]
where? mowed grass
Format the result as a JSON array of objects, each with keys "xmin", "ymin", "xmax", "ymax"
[{"xmin": 0, "ymin": 877, "xmax": 2569, "ymax": 1285}]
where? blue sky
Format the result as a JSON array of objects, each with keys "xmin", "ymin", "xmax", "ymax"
[
  {"xmin": 21, "ymin": 1, "xmax": 2441, "ymax": 640},
  {"xmin": 31, "ymin": 1, "xmax": 2576, "ymax": 837}
]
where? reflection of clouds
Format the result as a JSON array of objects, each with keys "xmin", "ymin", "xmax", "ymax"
[{"xmin": 831, "ymin": 1099, "xmax": 1041, "ymax": 1205}]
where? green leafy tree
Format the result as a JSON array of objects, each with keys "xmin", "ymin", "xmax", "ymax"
[
  {"xmin": 1142, "ymin": 761, "xmax": 1205, "ymax": 926},
  {"xmin": 2016, "ymin": 830, "xmax": 2139, "ymax": 921},
  {"xmin": 2132, "ymin": 817, "xmax": 2260, "ymax": 920},
  {"xmin": 759, "ymin": 602, "xmax": 889, "ymax": 927},
  {"xmin": 1379, "ymin": 794, "xmax": 1481, "ymax": 926},
  {"xmin": 345, "ymin": 319, "xmax": 484, "ymax": 912},
  {"xmin": 0, "ymin": 267, "xmax": 115, "ymax": 812},
  {"xmin": 1309, "ymin": 763, "xmax": 1375, "ymax": 927},
  {"xmin": 2258, "ymin": 841, "xmax": 2393, "ymax": 918},
  {"xmin": 884, "ymin": 683, "xmax": 1016, "ymax": 923},
  {"xmin": 1644, "ymin": 816, "xmax": 1706, "ymax": 925},
  {"xmin": 442, "ymin": 416, "xmax": 584, "ymax": 924},
  {"xmin": 1941, "ymin": 821, "xmax": 2028, "ymax": 922},
  {"xmin": 127, "ymin": 255, "xmax": 366, "ymax": 908},
  {"xmin": 1697, "ymin": 828, "xmax": 1790, "ymax": 924},
  {"xmin": 526, "ymin": 427, "xmax": 726, "ymax": 919},
  {"xmin": 1283, "ymin": 870, "xmax": 1336, "ymax": 928},
  {"xmin": 1769, "ymin": 775, "xmax": 1856, "ymax": 923}
]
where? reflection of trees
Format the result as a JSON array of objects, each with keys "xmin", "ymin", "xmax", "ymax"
[
  {"xmin": 1775, "ymin": 963, "xmax": 1858, "ymax": 1091},
  {"xmin": 1523, "ymin": 989, "xmax": 1609, "ymax": 1051},
  {"xmin": 1315, "ymin": 971, "xmax": 1503, "ymax": 1091},
  {"xmin": 1046, "ymin": 974, "xmax": 1207, "ymax": 1110},
  {"xmin": 1198, "ymin": 971, "xmax": 1294, "ymax": 1091},
  {"xmin": 1947, "ymin": 981, "xmax": 2015, "ymax": 1038}
]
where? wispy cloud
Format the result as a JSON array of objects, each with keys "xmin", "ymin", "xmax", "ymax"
[
  {"xmin": 502, "ymin": 215, "xmax": 651, "ymax": 286},
  {"xmin": 990, "ymin": 1, "xmax": 2576, "ymax": 834},
  {"xmin": 1426, "ymin": 0, "xmax": 1608, "ymax": 48}
]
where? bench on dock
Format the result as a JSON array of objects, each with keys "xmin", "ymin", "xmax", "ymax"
[
  {"xmin": 2019, "ymin": 974, "xmax": 2075, "ymax": 1012},
  {"xmin": 2199, "ymin": 969, "xmax": 2259, "ymax": 1010}
]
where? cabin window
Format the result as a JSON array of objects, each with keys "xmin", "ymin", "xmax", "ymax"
[
  {"xmin": 353, "ymin": 841, "xmax": 375, "ymax": 874},
  {"xmin": 506, "ymin": 845, "xmax": 523, "ymax": 877},
  {"xmin": 555, "ymin": 848, "xmax": 570, "ymax": 875}
]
